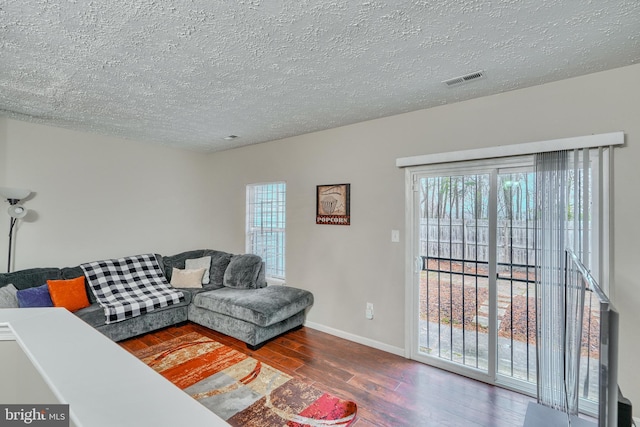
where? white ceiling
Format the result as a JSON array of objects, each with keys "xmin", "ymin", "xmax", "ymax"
[{"xmin": 1, "ymin": 1, "xmax": 639, "ymax": 152}]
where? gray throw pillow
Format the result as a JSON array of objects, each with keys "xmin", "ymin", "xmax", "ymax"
[
  {"xmin": 185, "ymin": 256, "xmax": 212, "ymax": 285},
  {"xmin": 223, "ymin": 254, "xmax": 267, "ymax": 289},
  {"xmin": 0, "ymin": 284, "xmax": 19, "ymax": 308}
]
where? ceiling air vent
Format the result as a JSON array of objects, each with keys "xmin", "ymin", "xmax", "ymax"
[{"xmin": 443, "ymin": 70, "xmax": 485, "ymax": 87}]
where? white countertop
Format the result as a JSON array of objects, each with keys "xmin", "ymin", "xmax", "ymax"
[{"xmin": 0, "ymin": 308, "xmax": 229, "ymax": 427}]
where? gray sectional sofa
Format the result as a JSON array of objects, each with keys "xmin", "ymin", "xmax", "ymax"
[{"xmin": 0, "ymin": 249, "xmax": 314, "ymax": 349}]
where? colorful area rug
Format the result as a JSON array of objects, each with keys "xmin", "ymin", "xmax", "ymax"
[{"xmin": 132, "ymin": 332, "xmax": 357, "ymax": 426}]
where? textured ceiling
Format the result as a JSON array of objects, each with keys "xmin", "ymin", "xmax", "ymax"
[{"xmin": 1, "ymin": 1, "xmax": 639, "ymax": 152}]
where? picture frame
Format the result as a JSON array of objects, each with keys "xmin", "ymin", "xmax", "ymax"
[{"xmin": 316, "ymin": 184, "xmax": 350, "ymax": 225}]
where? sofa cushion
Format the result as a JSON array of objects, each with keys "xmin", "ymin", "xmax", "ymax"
[
  {"xmin": 47, "ymin": 277, "xmax": 91, "ymax": 312},
  {"xmin": 162, "ymin": 250, "xmax": 232, "ymax": 289},
  {"xmin": 192, "ymin": 286, "xmax": 313, "ymax": 327},
  {"xmin": 76, "ymin": 291, "xmax": 194, "ymax": 330},
  {"xmin": 74, "ymin": 304, "xmax": 107, "ymax": 328},
  {"xmin": 223, "ymin": 254, "xmax": 266, "ymax": 289},
  {"xmin": 16, "ymin": 284, "xmax": 54, "ymax": 308},
  {"xmin": 185, "ymin": 256, "xmax": 211, "ymax": 285},
  {"xmin": 0, "ymin": 268, "xmax": 61, "ymax": 290},
  {"xmin": 0, "ymin": 284, "xmax": 19, "ymax": 308}
]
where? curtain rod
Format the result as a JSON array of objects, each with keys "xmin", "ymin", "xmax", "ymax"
[{"xmin": 396, "ymin": 131, "xmax": 624, "ymax": 168}]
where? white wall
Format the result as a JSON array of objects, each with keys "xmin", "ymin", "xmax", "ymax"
[
  {"xmin": 2, "ymin": 121, "xmax": 218, "ymax": 269},
  {"xmin": 0, "ymin": 117, "xmax": 6, "ymax": 183},
  {"xmin": 206, "ymin": 63, "xmax": 640, "ymax": 412},
  {"xmin": 0, "ymin": 117, "xmax": 8, "ymax": 266}
]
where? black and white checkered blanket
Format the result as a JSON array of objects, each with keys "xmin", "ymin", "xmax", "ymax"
[{"xmin": 81, "ymin": 254, "xmax": 184, "ymax": 324}]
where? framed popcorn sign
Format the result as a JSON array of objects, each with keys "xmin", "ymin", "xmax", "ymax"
[{"xmin": 316, "ymin": 184, "xmax": 350, "ymax": 225}]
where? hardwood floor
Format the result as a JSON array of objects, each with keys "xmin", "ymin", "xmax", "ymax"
[{"xmin": 120, "ymin": 322, "xmax": 533, "ymax": 426}]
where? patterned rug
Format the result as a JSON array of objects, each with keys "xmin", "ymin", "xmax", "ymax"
[{"xmin": 132, "ymin": 332, "xmax": 357, "ymax": 426}]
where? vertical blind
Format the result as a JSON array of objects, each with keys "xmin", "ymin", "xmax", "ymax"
[{"xmin": 534, "ymin": 147, "xmax": 607, "ymax": 416}]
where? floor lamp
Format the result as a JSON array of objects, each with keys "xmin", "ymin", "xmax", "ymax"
[{"xmin": 0, "ymin": 187, "xmax": 31, "ymax": 273}]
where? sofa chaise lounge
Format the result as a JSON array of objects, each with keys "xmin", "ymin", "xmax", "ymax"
[{"xmin": 0, "ymin": 249, "xmax": 314, "ymax": 349}]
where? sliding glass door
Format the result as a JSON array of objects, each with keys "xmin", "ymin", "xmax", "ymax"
[
  {"xmin": 495, "ymin": 170, "xmax": 537, "ymax": 386},
  {"xmin": 405, "ymin": 142, "xmax": 614, "ymax": 412},
  {"xmin": 409, "ymin": 159, "xmax": 537, "ymax": 392}
]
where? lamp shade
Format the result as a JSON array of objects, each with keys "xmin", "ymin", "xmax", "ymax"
[
  {"xmin": 0, "ymin": 187, "xmax": 31, "ymax": 202},
  {"xmin": 8, "ymin": 205, "xmax": 27, "ymax": 219}
]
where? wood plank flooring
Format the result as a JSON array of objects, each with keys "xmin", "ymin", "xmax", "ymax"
[{"xmin": 120, "ymin": 322, "xmax": 533, "ymax": 426}]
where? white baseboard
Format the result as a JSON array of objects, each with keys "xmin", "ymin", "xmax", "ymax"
[{"xmin": 304, "ymin": 321, "xmax": 405, "ymax": 357}]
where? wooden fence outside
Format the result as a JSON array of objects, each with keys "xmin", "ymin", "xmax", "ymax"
[{"xmin": 419, "ymin": 219, "xmax": 582, "ymax": 266}]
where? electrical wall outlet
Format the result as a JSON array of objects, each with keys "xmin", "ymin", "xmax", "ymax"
[
  {"xmin": 391, "ymin": 229, "xmax": 400, "ymax": 242},
  {"xmin": 366, "ymin": 302, "xmax": 374, "ymax": 320}
]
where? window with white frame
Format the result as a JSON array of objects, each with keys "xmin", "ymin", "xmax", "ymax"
[{"xmin": 246, "ymin": 182, "xmax": 286, "ymax": 281}]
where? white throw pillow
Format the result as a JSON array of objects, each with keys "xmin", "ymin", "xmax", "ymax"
[
  {"xmin": 185, "ymin": 256, "xmax": 212, "ymax": 285},
  {"xmin": 170, "ymin": 268, "xmax": 205, "ymax": 288},
  {"xmin": 0, "ymin": 284, "xmax": 19, "ymax": 308}
]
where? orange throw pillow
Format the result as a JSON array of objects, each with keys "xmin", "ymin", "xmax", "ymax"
[{"xmin": 47, "ymin": 277, "xmax": 91, "ymax": 312}]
